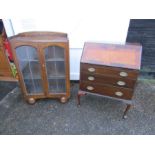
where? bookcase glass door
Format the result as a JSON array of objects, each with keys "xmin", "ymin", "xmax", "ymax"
[
  {"xmin": 15, "ymin": 46, "xmax": 43, "ymax": 94},
  {"xmin": 44, "ymin": 46, "xmax": 66, "ymax": 93}
]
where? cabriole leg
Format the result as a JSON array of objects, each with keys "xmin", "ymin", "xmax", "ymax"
[
  {"xmin": 77, "ymin": 91, "xmax": 87, "ymax": 106},
  {"xmin": 123, "ymin": 104, "xmax": 132, "ymax": 119}
]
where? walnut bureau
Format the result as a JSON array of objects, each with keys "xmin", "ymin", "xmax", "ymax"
[{"xmin": 78, "ymin": 42, "xmax": 142, "ymax": 118}]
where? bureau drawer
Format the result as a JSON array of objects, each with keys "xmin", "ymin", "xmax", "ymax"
[
  {"xmin": 80, "ymin": 82, "xmax": 134, "ymax": 100},
  {"xmin": 81, "ymin": 72, "xmax": 137, "ymax": 88},
  {"xmin": 81, "ymin": 63, "xmax": 139, "ymax": 79}
]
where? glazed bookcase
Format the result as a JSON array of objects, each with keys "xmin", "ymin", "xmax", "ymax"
[{"xmin": 9, "ymin": 32, "xmax": 70, "ymax": 104}]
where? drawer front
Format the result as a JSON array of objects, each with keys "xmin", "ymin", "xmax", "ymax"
[
  {"xmin": 0, "ymin": 47, "xmax": 10, "ymax": 69},
  {"xmin": 0, "ymin": 60, "xmax": 9, "ymax": 69},
  {"xmin": 81, "ymin": 73, "xmax": 136, "ymax": 88},
  {"xmin": 0, "ymin": 37, "xmax": 3, "ymax": 46},
  {"xmin": 80, "ymin": 82, "xmax": 134, "ymax": 100},
  {"xmin": 0, "ymin": 70, "xmax": 12, "ymax": 77},
  {"xmin": 0, "ymin": 47, "xmax": 12, "ymax": 77},
  {"xmin": 81, "ymin": 63, "xmax": 139, "ymax": 79}
]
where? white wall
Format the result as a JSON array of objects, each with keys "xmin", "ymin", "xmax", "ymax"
[
  {"xmin": 2, "ymin": 19, "xmax": 15, "ymax": 36},
  {"xmin": 4, "ymin": 18, "xmax": 130, "ymax": 80},
  {"xmin": 10, "ymin": 19, "xmax": 130, "ymax": 48}
]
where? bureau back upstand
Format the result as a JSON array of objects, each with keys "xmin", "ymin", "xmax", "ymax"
[{"xmin": 78, "ymin": 42, "xmax": 142, "ymax": 118}]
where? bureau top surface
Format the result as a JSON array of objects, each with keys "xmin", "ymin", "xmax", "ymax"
[{"xmin": 81, "ymin": 42, "xmax": 142, "ymax": 70}]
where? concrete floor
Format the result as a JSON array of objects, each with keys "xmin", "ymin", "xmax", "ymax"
[
  {"xmin": 0, "ymin": 81, "xmax": 17, "ymax": 100},
  {"xmin": 0, "ymin": 80, "xmax": 155, "ymax": 135}
]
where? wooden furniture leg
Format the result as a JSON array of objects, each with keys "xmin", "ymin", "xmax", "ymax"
[
  {"xmin": 60, "ymin": 97, "xmax": 67, "ymax": 104},
  {"xmin": 77, "ymin": 90, "xmax": 87, "ymax": 106},
  {"xmin": 123, "ymin": 104, "xmax": 132, "ymax": 119}
]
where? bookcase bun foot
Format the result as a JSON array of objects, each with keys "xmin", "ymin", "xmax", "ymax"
[
  {"xmin": 60, "ymin": 97, "xmax": 68, "ymax": 104},
  {"xmin": 27, "ymin": 98, "xmax": 36, "ymax": 105}
]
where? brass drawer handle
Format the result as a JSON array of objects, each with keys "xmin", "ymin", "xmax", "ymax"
[
  {"xmin": 119, "ymin": 71, "xmax": 128, "ymax": 77},
  {"xmin": 115, "ymin": 91, "xmax": 123, "ymax": 97},
  {"xmin": 117, "ymin": 81, "xmax": 126, "ymax": 86},
  {"xmin": 88, "ymin": 76, "xmax": 95, "ymax": 81},
  {"xmin": 88, "ymin": 67, "xmax": 95, "ymax": 72},
  {"xmin": 86, "ymin": 86, "xmax": 94, "ymax": 91}
]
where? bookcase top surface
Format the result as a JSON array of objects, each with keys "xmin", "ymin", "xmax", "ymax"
[{"xmin": 9, "ymin": 31, "xmax": 68, "ymax": 43}]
